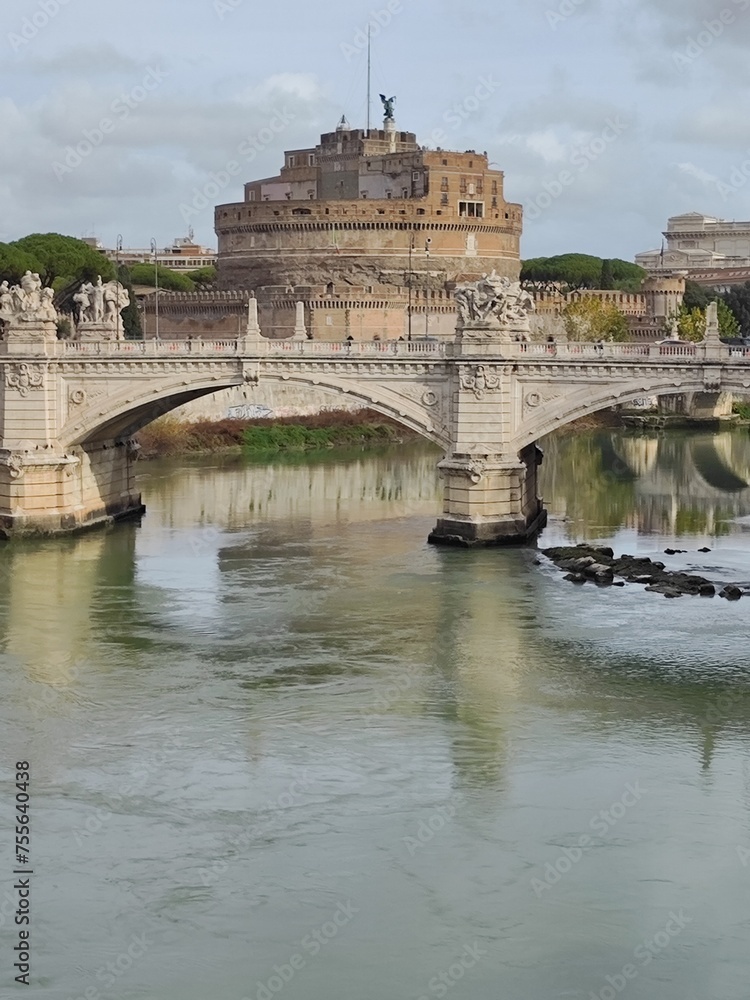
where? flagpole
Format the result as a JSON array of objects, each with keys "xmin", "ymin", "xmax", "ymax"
[{"xmin": 366, "ymin": 25, "xmax": 371, "ymax": 135}]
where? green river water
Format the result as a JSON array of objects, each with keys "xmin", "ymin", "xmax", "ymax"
[{"xmin": 1, "ymin": 427, "xmax": 750, "ymax": 1000}]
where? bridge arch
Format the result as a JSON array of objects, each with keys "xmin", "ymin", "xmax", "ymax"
[
  {"xmin": 60, "ymin": 369, "xmax": 449, "ymax": 450},
  {"xmin": 510, "ymin": 374, "xmax": 750, "ymax": 453}
]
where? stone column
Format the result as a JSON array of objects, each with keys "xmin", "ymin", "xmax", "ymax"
[
  {"xmin": 293, "ymin": 301, "xmax": 307, "ymax": 342},
  {"xmin": 239, "ymin": 295, "xmax": 263, "ymax": 351}
]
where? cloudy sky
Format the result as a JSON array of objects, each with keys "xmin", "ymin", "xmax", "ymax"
[{"xmin": 2, "ymin": 0, "xmax": 750, "ymax": 261}]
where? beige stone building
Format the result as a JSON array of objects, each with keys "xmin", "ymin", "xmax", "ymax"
[
  {"xmin": 636, "ymin": 212, "xmax": 750, "ymax": 285},
  {"xmin": 214, "ymin": 115, "xmax": 522, "ymax": 340}
]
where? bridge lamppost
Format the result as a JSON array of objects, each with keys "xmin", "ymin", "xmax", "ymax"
[
  {"xmin": 150, "ymin": 238, "xmax": 160, "ymax": 341},
  {"xmin": 407, "ymin": 231, "xmax": 414, "ymax": 342}
]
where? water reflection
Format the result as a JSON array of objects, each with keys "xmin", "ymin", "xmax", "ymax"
[
  {"xmin": 2, "ymin": 431, "xmax": 750, "ymax": 1000},
  {"xmin": 541, "ymin": 428, "xmax": 750, "ymax": 537}
]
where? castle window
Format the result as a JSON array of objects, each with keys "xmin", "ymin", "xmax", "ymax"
[
  {"xmin": 412, "ymin": 171, "xmax": 420, "ymax": 181},
  {"xmin": 468, "ymin": 160, "xmax": 473, "ymax": 167},
  {"xmin": 417, "ymin": 208, "xmax": 425, "ymax": 215},
  {"xmin": 402, "ymin": 189, "xmax": 409, "ymax": 198},
  {"xmin": 441, "ymin": 194, "xmax": 448, "ymax": 206},
  {"xmin": 442, "ymin": 158, "xmax": 448, "ymax": 165},
  {"xmin": 458, "ymin": 201, "xmax": 484, "ymax": 218},
  {"xmin": 491, "ymin": 180, "xmax": 498, "ymax": 195},
  {"xmin": 386, "ymin": 191, "xmax": 392, "ymax": 199},
  {"xmin": 308, "ymin": 154, "xmax": 315, "ymax": 165},
  {"xmin": 247, "ymin": 191, "xmax": 255, "ymax": 201},
  {"xmin": 441, "ymin": 177, "xmax": 449, "ymax": 191},
  {"xmin": 288, "ymin": 155, "xmax": 296, "ymax": 167}
]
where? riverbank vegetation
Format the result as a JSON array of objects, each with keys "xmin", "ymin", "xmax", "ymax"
[{"xmin": 136, "ymin": 409, "xmax": 419, "ymax": 459}]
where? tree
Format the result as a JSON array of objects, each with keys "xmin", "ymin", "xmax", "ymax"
[
  {"xmin": 599, "ymin": 259, "xmax": 615, "ymax": 290},
  {"xmin": 562, "ymin": 296, "xmax": 630, "ymax": 341},
  {"xmin": 682, "ymin": 280, "xmax": 714, "ymax": 311},
  {"xmin": 185, "ymin": 266, "xmax": 217, "ymax": 286},
  {"xmin": 718, "ymin": 299, "xmax": 741, "ymax": 340},
  {"xmin": 127, "ymin": 264, "xmax": 195, "ymax": 291},
  {"xmin": 721, "ymin": 282, "xmax": 750, "ymax": 337},
  {"xmin": 10, "ymin": 233, "xmax": 115, "ymax": 288},
  {"xmin": 0, "ymin": 243, "xmax": 43, "ymax": 284},
  {"xmin": 521, "ymin": 254, "xmax": 645, "ymax": 293},
  {"xmin": 117, "ymin": 265, "xmax": 143, "ymax": 340},
  {"xmin": 675, "ymin": 300, "xmax": 740, "ymax": 342},
  {"xmin": 676, "ymin": 306, "xmax": 705, "ymax": 342}
]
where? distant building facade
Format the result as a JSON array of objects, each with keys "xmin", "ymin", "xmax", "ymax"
[
  {"xmin": 214, "ymin": 114, "xmax": 523, "ymax": 339},
  {"xmin": 636, "ymin": 213, "xmax": 750, "ymax": 285},
  {"xmin": 83, "ymin": 235, "xmax": 217, "ymax": 272}
]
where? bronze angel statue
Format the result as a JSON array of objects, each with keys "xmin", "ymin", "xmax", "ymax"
[{"xmin": 380, "ymin": 94, "xmax": 396, "ymax": 121}]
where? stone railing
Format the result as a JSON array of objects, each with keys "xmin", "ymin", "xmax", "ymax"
[
  {"xmin": 260, "ymin": 339, "xmax": 446, "ymax": 357},
  {"xmin": 509, "ymin": 341, "xmax": 750, "ymax": 361},
  {"xmin": 12, "ymin": 337, "xmax": 750, "ymax": 363},
  {"xmin": 53, "ymin": 338, "xmax": 447, "ymax": 358},
  {"xmin": 57, "ymin": 339, "xmax": 243, "ymax": 356}
]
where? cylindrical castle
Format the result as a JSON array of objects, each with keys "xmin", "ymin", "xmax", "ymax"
[{"xmin": 214, "ymin": 115, "xmax": 523, "ymax": 339}]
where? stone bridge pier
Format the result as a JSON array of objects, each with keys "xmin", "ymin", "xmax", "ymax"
[{"xmin": 428, "ymin": 311, "xmax": 546, "ymax": 546}]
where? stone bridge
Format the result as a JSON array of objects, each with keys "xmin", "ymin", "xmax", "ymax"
[{"xmin": 2, "ymin": 315, "xmax": 750, "ymax": 542}]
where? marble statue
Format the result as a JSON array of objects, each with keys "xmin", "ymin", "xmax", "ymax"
[
  {"xmin": 454, "ymin": 271, "xmax": 535, "ymax": 339},
  {"xmin": 0, "ymin": 271, "xmax": 59, "ymax": 338},
  {"xmin": 73, "ymin": 276, "xmax": 130, "ymax": 339}
]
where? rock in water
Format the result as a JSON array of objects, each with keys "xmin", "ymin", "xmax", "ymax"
[{"xmin": 719, "ymin": 586, "xmax": 743, "ymax": 601}]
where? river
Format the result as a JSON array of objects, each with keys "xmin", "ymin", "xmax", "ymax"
[{"xmin": 1, "ymin": 428, "xmax": 750, "ymax": 1000}]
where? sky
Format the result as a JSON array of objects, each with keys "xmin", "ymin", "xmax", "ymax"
[{"xmin": 2, "ymin": 0, "xmax": 750, "ymax": 262}]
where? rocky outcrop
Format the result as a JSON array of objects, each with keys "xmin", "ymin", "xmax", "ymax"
[{"xmin": 542, "ymin": 544, "xmax": 745, "ymax": 600}]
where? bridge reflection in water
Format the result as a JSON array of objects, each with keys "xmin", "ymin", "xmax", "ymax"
[{"xmin": 541, "ymin": 428, "xmax": 750, "ymax": 538}]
